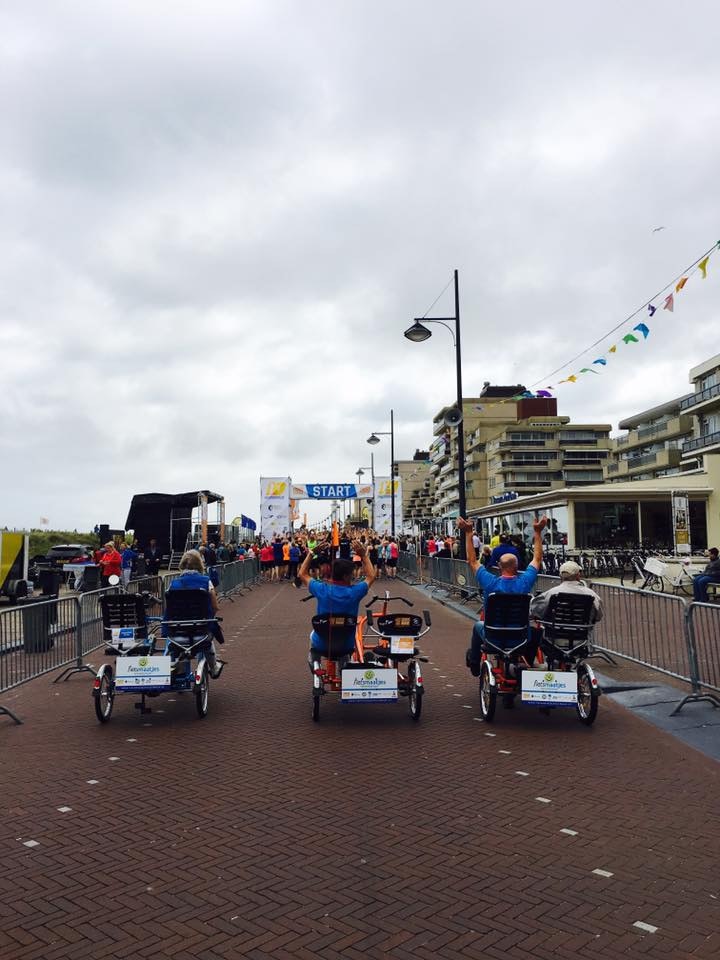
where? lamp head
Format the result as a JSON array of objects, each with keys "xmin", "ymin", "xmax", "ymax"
[
  {"xmin": 367, "ymin": 434, "xmax": 380, "ymax": 445},
  {"xmin": 404, "ymin": 320, "xmax": 432, "ymax": 343}
]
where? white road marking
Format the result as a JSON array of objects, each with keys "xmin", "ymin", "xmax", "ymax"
[
  {"xmin": 57, "ymin": 807, "xmax": 72, "ymax": 813},
  {"xmin": 592, "ymin": 869, "xmax": 614, "ymax": 878},
  {"xmin": 560, "ymin": 828, "xmax": 578, "ymax": 836},
  {"xmin": 633, "ymin": 922, "xmax": 658, "ymax": 934}
]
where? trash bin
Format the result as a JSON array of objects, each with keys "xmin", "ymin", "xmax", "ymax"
[
  {"xmin": 19, "ymin": 595, "xmax": 57, "ymax": 654},
  {"xmin": 39, "ymin": 569, "xmax": 63, "ymax": 596}
]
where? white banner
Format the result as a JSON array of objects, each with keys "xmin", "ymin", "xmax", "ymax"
[
  {"xmin": 260, "ymin": 477, "xmax": 291, "ymax": 540},
  {"xmin": 374, "ymin": 477, "xmax": 402, "ymax": 535},
  {"xmin": 341, "ymin": 667, "xmax": 398, "ymax": 701},
  {"xmin": 521, "ymin": 670, "xmax": 578, "ymax": 706},
  {"xmin": 671, "ymin": 490, "xmax": 691, "ymax": 555}
]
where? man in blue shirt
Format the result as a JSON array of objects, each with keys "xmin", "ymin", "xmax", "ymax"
[
  {"xmin": 458, "ymin": 514, "xmax": 548, "ymax": 675},
  {"xmin": 298, "ymin": 538, "xmax": 376, "ymax": 659}
]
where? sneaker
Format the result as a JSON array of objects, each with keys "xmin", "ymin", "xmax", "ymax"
[
  {"xmin": 208, "ymin": 659, "xmax": 225, "ymax": 679},
  {"xmin": 466, "ymin": 648, "xmax": 480, "ymax": 677}
]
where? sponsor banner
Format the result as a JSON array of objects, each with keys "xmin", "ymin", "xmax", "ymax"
[
  {"xmin": 672, "ymin": 490, "xmax": 691, "ymax": 555},
  {"xmin": 341, "ymin": 667, "xmax": 398, "ymax": 701},
  {"xmin": 374, "ymin": 478, "xmax": 402, "ymax": 535},
  {"xmin": 290, "ymin": 483, "xmax": 374, "ymax": 500},
  {"xmin": 115, "ymin": 655, "xmax": 172, "ymax": 691},
  {"xmin": 521, "ymin": 670, "xmax": 578, "ymax": 706},
  {"xmin": 260, "ymin": 477, "xmax": 291, "ymax": 539}
]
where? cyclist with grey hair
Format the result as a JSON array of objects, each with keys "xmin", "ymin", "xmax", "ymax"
[{"xmin": 166, "ymin": 549, "xmax": 225, "ymax": 678}]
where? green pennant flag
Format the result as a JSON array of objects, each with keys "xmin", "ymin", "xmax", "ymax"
[{"xmin": 623, "ymin": 334, "xmax": 639, "ymax": 344}]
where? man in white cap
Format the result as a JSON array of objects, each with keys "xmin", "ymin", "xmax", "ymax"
[{"xmin": 530, "ymin": 560, "xmax": 603, "ymax": 623}]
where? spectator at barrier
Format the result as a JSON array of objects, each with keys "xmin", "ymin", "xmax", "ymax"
[
  {"xmin": 121, "ymin": 542, "xmax": 138, "ymax": 587},
  {"xmin": 145, "ymin": 538, "xmax": 162, "ymax": 576},
  {"xmin": 217, "ymin": 542, "xmax": 230, "ymax": 563},
  {"xmin": 693, "ymin": 548, "xmax": 720, "ymax": 602},
  {"xmin": 480, "ymin": 545, "xmax": 493, "ymax": 568},
  {"xmin": 387, "ymin": 536, "xmax": 399, "ymax": 579},
  {"xmin": 511, "ymin": 535, "xmax": 528, "ymax": 570},
  {"xmin": 472, "ymin": 530, "xmax": 481, "ymax": 553},
  {"xmin": 271, "ymin": 537, "xmax": 284, "ymax": 582},
  {"xmin": 427, "ymin": 536, "xmax": 438, "ymax": 558},
  {"xmin": 98, "ymin": 542, "xmax": 122, "ymax": 587},
  {"xmin": 490, "ymin": 526, "xmax": 502, "ymax": 548},
  {"xmin": 460, "ymin": 515, "xmax": 548, "ymax": 675},
  {"xmin": 288, "ymin": 540, "xmax": 301, "ymax": 579}
]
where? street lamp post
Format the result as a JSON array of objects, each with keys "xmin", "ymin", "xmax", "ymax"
[
  {"xmin": 404, "ymin": 269, "xmax": 466, "ymax": 557},
  {"xmin": 367, "ymin": 410, "xmax": 395, "ymax": 537}
]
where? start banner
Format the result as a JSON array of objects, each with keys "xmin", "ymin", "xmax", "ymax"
[{"xmin": 290, "ymin": 483, "xmax": 373, "ymax": 500}]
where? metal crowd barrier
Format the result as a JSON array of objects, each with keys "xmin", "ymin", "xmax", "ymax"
[
  {"xmin": 673, "ymin": 602, "xmax": 720, "ymax": 714},
  {"xmin": 0, "ymin": 563, "xmax": 260, "ymax": 724}
]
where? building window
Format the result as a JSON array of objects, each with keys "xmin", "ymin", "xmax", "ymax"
[{"xmin": 574, "ymin": 502, "xmax": 639, "ymax": 548}]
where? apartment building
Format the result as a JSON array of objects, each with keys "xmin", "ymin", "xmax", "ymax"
[
  {"xmin": 395, "ymin": 452, "xmax": 433, "ymax": 530},
  {"xmin": 430, "ymin": 385, "xmax": 525, "ymax": 518},
  {"xmin": 485, "ymin": 400, "xmax": 611, "ymax": 498},
  {"xmin": 603, "ymin": 397, "xmax": 696, "ymax": 482},
  {"xmin": 680, "ymin": 352, "xmax": 720, "ymax": 463},
  {"xmin": 428, "ymin": 386, "xmax": 610, "ymax": 518}
]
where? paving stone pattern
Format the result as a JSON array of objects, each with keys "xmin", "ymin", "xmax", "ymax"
[{"xmin": 1, "ymin": 580, "xmax": 719, "ymax": 959}]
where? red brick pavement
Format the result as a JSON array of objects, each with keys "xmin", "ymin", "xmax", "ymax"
[{"xmin": 1, "ymin": 579, "xmax": 719, "ymax": 960}]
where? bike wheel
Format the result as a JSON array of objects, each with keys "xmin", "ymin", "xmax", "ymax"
[
  {"xmin": 94, "ymin": 669, "xmax": 114, "ymax": 723},
  {"xmin": 195, "ymin": 667, "xmax": 209, "ymax": 718},
  {"xmin": 408, "ymin": 662, "xmax": 423, "ymax": 722},
  {"xmin": 576, "ymin": 665, "xmax": 598, "ymax": 726},
  {"xmin": 479, "ymin": 663, "xmax": 497, "ymax": 722},
  {"xmin": 648, "ymin": 576, "xmax": 665, "ymax": 593}
]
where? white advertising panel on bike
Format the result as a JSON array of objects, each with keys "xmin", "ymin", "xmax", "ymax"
[
  {"xmin": 521, "ymin": 670, "xmax": 577, "ymax": 706},
  {"xmin": 115, "ymin": 655, "xmax": 172, "ymax": 691},
  {"xmin": 389, "ymin": 636, "xmax": 414, "ymax": 656},
  {"xmin": 341, "ymin": 667, "xmax": 398, "ymax": 702}
]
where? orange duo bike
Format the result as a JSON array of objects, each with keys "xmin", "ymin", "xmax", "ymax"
[{"xmin": 306, "ymin": 592, "xmax": 431, "ymax": 722}]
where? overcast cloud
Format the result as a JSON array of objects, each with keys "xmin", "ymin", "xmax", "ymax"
[{"xmin": 2, "ymin": 0, "xmax": 719, "ymax": 531}]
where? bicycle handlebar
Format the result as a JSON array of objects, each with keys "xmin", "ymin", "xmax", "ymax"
[{"xmin": 365, "ymin": 595, "xmax": 413, "ymax": 609}]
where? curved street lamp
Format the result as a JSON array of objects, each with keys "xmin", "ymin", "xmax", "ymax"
[{"xmin": 404, "ymin": 269, "xmax": 466, "ymax": 557}]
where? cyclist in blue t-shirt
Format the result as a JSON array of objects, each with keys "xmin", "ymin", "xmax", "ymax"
[
  {"xmin": 458, "ymin": 514, "xmax": 548, "ymax": 675},
  {"xmin": 298, "ymin": 539, "xmax": 376, "ymax": 659}
]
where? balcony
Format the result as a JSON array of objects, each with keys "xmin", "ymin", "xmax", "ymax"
[
  {"xmin": 497, "ymin": 437, "xmax": 548, "ymax": 448},
  {"xmin": 605, "ymin": 447, "xmax": 682, "ymax": 477},
  {"xmin": 682, "ymin": 430, "xmax": 720, "ymax": 456},
  {"xmin": 680, "ymin": 381, "xmax": 720, "ymax": 412},
  {"xmin": 612, "ymin": 415, "xmax": 693, "ymax": 453}
]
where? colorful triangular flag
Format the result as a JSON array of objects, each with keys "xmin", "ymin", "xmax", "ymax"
[
  {"xmin": 676, "ymin": 277, "xmax": 688, "ymax": 292},
  {"xmin": 593, "ymin": 358, "xmax": 607, "ymax": 366},
  {"xmin": 633, "ymin": 322, "xmax": 650, "ymax": 339},
  {"xmin": 609, "ymin": 345, "xmax": 617, "ymax": 353},
  {"xmin": 580, "ymin": 368, "xmax": 599, "ymax": 374},
  {"xmin": 699, "ymin": 256, "xmax": 710, "ymax": 279},
  {"xmin": 664, "ymin": 293, "xmax": 674, "ymax": 311},
  {"xmin": 623, "ymin": 333, "xmax": 639, "ymax": 344},
  {"xmin": 648, "ymin": 303, "xmax": 656, "ymax": 316}
]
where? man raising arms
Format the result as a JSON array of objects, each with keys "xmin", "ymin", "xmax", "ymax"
[{"xmin": 458, "ymin": 514, "xmax": 548, "ymax": 676}]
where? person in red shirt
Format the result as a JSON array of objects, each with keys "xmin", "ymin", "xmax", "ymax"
[
  {"xmin": 259, "ymin": 543, "xmax": 274, "ymax": 582},
  {"xmin": 98, "ymin": 542, "xmax": 122, "ymax": 586}
]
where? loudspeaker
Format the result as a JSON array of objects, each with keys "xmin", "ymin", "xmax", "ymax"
[{"xmin": 443, "ymin": 406, "xmax": 463, "ymax": 427}]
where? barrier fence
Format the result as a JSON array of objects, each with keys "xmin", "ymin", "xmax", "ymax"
[
  {"xmin": 0, "ymin": 560, "xmax": 260, "ymax": 724},
  {"xmin": 400, "ymin": 551, "xmax": 720, "ymax": 714}
]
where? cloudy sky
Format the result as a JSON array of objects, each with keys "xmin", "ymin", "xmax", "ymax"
[{"xmin": 2, "ymin": 0, "xmax": 719, "ymax": 532}]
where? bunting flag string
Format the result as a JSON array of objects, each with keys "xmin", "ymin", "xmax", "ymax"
[{"xmin": 517, "ymin": 240, "xmax": 719, "ymax": 398}]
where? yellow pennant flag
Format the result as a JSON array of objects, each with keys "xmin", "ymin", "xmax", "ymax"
[
  {"xmin": 609, "ymin": 345, "xmax": 617, "ymax": 353},
  {"xmin": 699, "ymin": 256, "xmax": 710, "ymax": 279},
  {"xmin": 676, "ymin": 277, "xmax": 688, "ymax": 292}
]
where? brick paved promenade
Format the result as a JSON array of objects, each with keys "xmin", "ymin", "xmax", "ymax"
[{"xmin": 1, "ymin": 579, "xmax": 719, "ymax": 959}]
